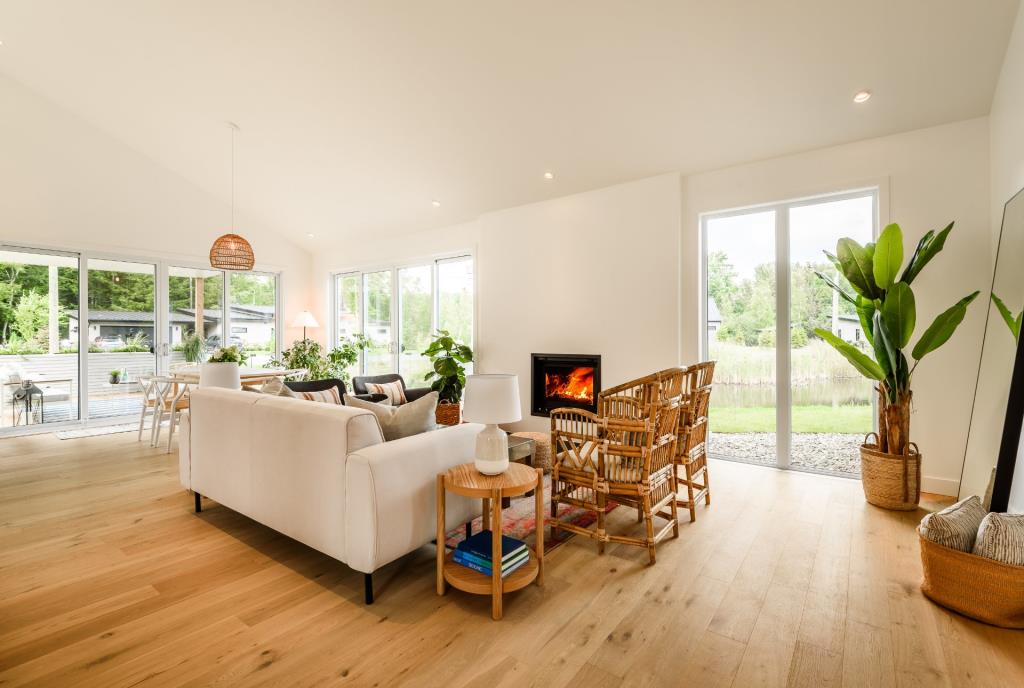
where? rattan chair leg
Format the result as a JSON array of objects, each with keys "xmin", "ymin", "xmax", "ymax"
[
  {"xmin": 643, "ymin": 493, "xmax": 656, "ymax": 564},
  {"xmin": 597, "ymin": 492, "xmax": 607, "ymax": 555}
]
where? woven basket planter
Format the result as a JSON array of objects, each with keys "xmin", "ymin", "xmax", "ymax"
[
  {"xmin": 435, "ymin": 402, "xmax": 461, "ymax": 426},
  {"xmin": 859, "ymin": 433, "xmax": 920, "ymax": 511},
  {"xmin": 919, "ymin": 535, "xmax": 1024, "ymax": 628}
]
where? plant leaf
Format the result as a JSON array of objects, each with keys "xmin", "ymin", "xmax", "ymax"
[
  {"xmin": 873, "ymin": 311, "xmax": 898, "ymax": 382},
  {"xmin": 813, "ymin": 270, "xmax": 856, "ymax": 305},
  {"xmin": 836, "ymin": 238, "xmax": 879, "ymax": 299},
  {"xmin": 873, "ymin": 223, "xmax": 903, "ymax": 290},
  {"xmin": 856, "ymin": 296, "xmax": 876, "ymax": 348},
  {"xmin": 901, "ymin": 222, "xmax": 953, "ymax": 285},
  {"xmin": 814, "ymin": 328, "xmax": 886, "ymax": 381},
  {"xmin": 911, "ymin": 291, "xmax": 980, "ymax": 361},
  {"xmin": 991, "ymin": 292, "xmax": 1022, "ymax": 341},
  {"xmin": 881, "ymin": 282, "xmax": 916, "ymax": 348}
]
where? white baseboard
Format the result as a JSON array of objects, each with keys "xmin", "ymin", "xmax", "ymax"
[{"xmin": 922, "ymin": 475, "xmax": 960, "ymax": 497}]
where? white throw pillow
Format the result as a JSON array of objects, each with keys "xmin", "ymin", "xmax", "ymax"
[
  {"xmin": 260, "ymin": 377, "xmax": 296, "ymax": 397},
  {"xmin": 917, "ymin": 495, "xmax": 987, "ymax": 552},
  {"xmin": 364, "ymin": 380, "xmax": 408, "ymax": 405},
  {"xmin": 973, "ymin": 513, "xmax": 1024, "ymax": 566},
  {"xmin": 343, "ymin": 391, "xmax": 438, "ymax": 441}
]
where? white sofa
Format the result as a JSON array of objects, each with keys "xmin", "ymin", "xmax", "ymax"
[{"xmin": 178, "ymin": 387, "xmax": 483, "ymax": 603}]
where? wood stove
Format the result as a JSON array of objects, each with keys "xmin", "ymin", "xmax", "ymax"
[{"xmin": 531, "ymin": 353, "xmax": 602, "ymax": 417}]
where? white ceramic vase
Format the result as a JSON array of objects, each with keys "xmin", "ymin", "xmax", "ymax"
[{"xmin": 199, "ymin": 361, "xmax": 241, "ymax": 390}]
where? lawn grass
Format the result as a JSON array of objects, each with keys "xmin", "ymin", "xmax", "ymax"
[{"xmin": 711, "ymin": 405, "xmax": 872, "ymax": 433}]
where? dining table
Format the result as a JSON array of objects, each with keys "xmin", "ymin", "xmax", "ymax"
[{"xmin": 166, "ymin": 366, "xmax": 307, "ymax": 388}]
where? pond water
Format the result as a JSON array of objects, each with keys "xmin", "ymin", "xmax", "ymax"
[{"xmin": 712, "ymin": 376, "xmax": 873, "ymax": 408}]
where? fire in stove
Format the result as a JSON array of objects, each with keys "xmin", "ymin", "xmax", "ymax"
[{"xmin": 545, "ymin": 366, "xmax": 595, "ymax": 403}]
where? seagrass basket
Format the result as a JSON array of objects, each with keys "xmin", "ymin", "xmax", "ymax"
[
  {"xmin": 435, "ymin": 402, "xmax": 461, "ymax": 426},
  {"xmin": 919, "ymin": 534, "xmax": 1024, "ymax": 628},
  {"xmin": 859, "ymin": 432, "xmax": 920, "ymax": 511}
]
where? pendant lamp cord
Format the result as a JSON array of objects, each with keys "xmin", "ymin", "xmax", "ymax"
[{"xmin": 230, "ymin": 125, "xmax": 235, "ymax": 232}]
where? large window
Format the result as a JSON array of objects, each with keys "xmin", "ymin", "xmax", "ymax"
[
  {"xmin": 333, "ymin": 255, "xmax": 474, "ymax": 382},
  {"xmin": 703, "ymin": 189, "xmax": 877, "ymax": 476},
  {"xmin": 0, "ymin": 241, "xmax": 282, "ymax": 435}
]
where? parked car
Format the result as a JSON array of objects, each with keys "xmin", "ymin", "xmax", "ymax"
[{"xmin": 95, "ymin": 336, "xmax": 125, "ymax": 351}]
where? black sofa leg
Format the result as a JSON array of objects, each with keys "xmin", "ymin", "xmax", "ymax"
[
  {"xmin": 364, "ymin": 573, "xmax": 374, "ymax": 605},
  {"xmin": 194, "ymin": 492, "xmax": 201, "ymax": 513}
]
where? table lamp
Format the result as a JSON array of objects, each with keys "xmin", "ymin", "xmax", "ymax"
[
  {"xmin": 462, "ymin": 374, "xmax": 522, "ymax": 475},
  {"xmin": 291, "ymin": 310, "xmax": 319, "ymax": 340}
]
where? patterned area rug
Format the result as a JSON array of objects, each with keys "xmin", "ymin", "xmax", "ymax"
[
  {"xmin": 55, "ymin": 424, "xmax": 137, "ymax": 440},
  {"xmin": 445, "ymin": 475, "xmax": 618, "ymax": 555}
]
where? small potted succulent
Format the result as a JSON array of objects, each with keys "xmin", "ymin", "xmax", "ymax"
[
  {"xmin": 422, "ymin": 330, "xmax": 473, "ymax": 426},
  {"xmin": 201, "ymin": 345, "xmax": 247, "ymax": 390},
  {"xmin": 109, "ymin": 369, "xmax": 122, "ymax": 385}
]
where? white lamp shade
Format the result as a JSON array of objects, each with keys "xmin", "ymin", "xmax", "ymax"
[
  {"xmin": 463, "ymin": 374, "xmax": 522, "ymax": 424},
  {"xmin": 291, "ymin": 310, "xmax": 319, "ymax": 328}
]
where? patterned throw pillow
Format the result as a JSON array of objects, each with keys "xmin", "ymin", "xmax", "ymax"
[
  {"xmin": 918, "ymin": 495, "xmax": 987, "ymax": 552},
  {"xmin": 260, "ymin": 377, "xmax": 296, "ymax": 397},
  {"xmin": 973, "ymin": 513, "xmax": 1024, "ymax": 566},
  {"xmin": 365, "ymin": 380, "xmax": 407, "ymax": 405},
  {"xmin": 293, "ymin": 387, "xmax": 342, "ymax": 405}
]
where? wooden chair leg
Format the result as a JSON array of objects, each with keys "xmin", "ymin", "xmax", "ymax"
[
  {"xmin": 643, "ymin": 494, "xmax": 656, "ymax": 565},
  {"xmin": 704, "ymin": 464, "xmax": 712, "ymax": 506},
  {"xmin": 686, "ymin": 470, "xmax": 697, "ymax": 523},
  {"xmin": 597, "ymin": 492, "xmax": 606, "ymax": 555}
]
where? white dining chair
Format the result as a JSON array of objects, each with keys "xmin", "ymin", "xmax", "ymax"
[
  {"xmin": 136, "ymin": 375, "xmax": 161, "ymax": 443},
  {"xmin": 152, "ymin": 377, "xmax": 191, "ymax": 453}
]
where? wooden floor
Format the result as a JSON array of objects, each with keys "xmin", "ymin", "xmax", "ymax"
[{"xmin": 0, "ymin": 433, "xmax": 1021, "ymax": 688}]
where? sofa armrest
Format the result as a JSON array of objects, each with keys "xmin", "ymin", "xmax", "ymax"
[
  {"xmin": 178, "ymin": 409, "xmax": 191, "ymax": 490},
  {"xmin": 345, "ymin": 423, "xmax": 484, "ymax": 573}
]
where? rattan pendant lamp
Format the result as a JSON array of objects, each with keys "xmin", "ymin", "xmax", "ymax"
[{"xmin": 209, "ymin": 122, "xmax": 255, "ymax": 271}]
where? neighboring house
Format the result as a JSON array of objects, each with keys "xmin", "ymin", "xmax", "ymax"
[
  {"xmin": 706, "ymin": 297, "xmax": 722, "ymax": 341},
  {"xmin": 67, "ymin": 306, "xmax": 275, "ymax": 349},
  {"xmin": 835, "ymin": 313, "xmax": 863, "ymax": 343}
]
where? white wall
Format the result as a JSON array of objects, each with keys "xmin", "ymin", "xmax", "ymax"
[
  {"xmin": 681, "ymin": 118, "xmax": 991, "ymax": 495},
  {"xmin": 477, "ymin": 174, "xmax": 683, "ymax": 432},
  {"xmin": 991, "ymin": 3, "xmax": 1024, "ymax": 245},
  {"xmin": 0, "ymin": 74, "xmax": 314, "ymax": 346}
]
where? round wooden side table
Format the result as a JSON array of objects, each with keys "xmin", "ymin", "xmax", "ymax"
[{"xmin": 436, "ymin": 462, "xmax": 544, "ymax": 620}]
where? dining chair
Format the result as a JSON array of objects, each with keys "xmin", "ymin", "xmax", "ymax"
[
  {"xmin": 152, "ymin": 377, "xmax": 191, "ymax": 453},
  {"xmin": 136, "ymin": 375, "xmax": 161, "ymax": 443},
  {"xmin": 675, "ymin": 361, "xmax": 715, "ymax": 522}
]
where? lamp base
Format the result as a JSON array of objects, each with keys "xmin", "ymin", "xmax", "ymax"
[{"xmin": 474, "ymin": 423, "xmax": 509, "ymax": 475}]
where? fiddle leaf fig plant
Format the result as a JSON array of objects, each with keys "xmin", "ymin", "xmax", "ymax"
[
  {"xmin": 422, "ymin": 329, "xmax": 473, "ymax": 404},
  {"xmin": 991, "ymin": 292, "xmax": 1022, "ymax": 342},
  {"xmin": 814, "ymin": 222, "xmax": 979, "ymax": 456}
]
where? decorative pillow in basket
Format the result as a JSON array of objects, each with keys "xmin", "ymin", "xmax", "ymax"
[{"xmin": 918, "ymin": 498, "xmax": 1024, "ymax": 629}]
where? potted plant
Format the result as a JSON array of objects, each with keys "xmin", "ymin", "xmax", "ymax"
[
  {"xmin": 422, "ymin": 330, "xmax": 473, "ymax": 426},
  {"xmin": 269, "ymin": 334, "xmax": 368, "ymax": 383},
  {"xmin": 180, "ymin": 332, "xmax": 205, "ymax": 363},
  {"xmin": 201, "ymin": 345, "xmax": 247, "ymax": 390},
  {"xmin": 109, "ymin": 369, "xmax": 122, "ymax": 385},
  {"xmin": 814, "ymin": 222, "xmax": 978, "ymax": 510}
]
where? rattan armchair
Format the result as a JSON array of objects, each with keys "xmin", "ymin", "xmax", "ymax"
[
  {"xmin": 675, "ymin": 361, "xmax": 715, "ymax": 522},
  {"xmin": 549, "ymin": 368, "xmax": 685, "ymax": 564}
]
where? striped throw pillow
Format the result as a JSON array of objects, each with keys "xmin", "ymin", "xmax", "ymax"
[
  {"xmin": 918, "ymin": 495, "xmax": 986, "ymax": 552},
  {"xmin": 294, "ymin": 387, "xmax": 342, "ymax": 405},
  {"xmin": 365, "ymin": 380, "xmax": 407, "ymax": 405},
  {"xmin": 973, "ymin": 513, "xmax": 1024, "ymax": 566}
]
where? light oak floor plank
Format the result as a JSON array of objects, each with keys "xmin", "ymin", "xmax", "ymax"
[{"xmin": 0, "ymin": 433, "xmax": 1020, "ymax": 687}]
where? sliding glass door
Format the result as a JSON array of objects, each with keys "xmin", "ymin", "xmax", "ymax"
[
  {"xmin": 229, "ymin": 271, "xmax": 278, "ymax": 368},
  {"xmin": 703, "ymin": 189, "xmax": 877, "ymax": 475},
  {"xmin": 0, "ymin": 248, "xmax": 80, "ymax": 428},
  {"xmin": 398, "ymin": 265, "xmax": 433, "ymax": 384},
  {"xmin": 168, "ymin": 266, "xmax": 224, "ymax": 367},
  {"xmin": 86, "ymin": 259, "xmax": 157, "ymax": 420},
  {"xmin": 363, "ymin": 271, "xmax": 394, "ymax": 375}
]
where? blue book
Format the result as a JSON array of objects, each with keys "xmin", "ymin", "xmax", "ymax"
[
  {"xmin": 456, "ymin": 530, "xmax": 527, "ymax": 564},
  {"xmin": 454, "ymin": 547, "xmax": 529, "ymax": 572},
  {"xmin": 453, "ymin": 550, "xmax": 529, "ymax": 578}
]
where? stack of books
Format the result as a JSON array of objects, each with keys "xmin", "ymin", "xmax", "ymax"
[{"xmin": 453, "ymin": 530, "xmax": 529, "ymax": 577}]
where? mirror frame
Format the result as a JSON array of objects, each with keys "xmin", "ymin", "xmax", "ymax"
[{"xmin": 992, "ymin": 324, "xmax": 1024, "ymax": 512}]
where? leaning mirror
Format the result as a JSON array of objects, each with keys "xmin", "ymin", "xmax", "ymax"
[{"xmin": 960, "ymin": 187, "xmax": 1024, "ymax": 512}]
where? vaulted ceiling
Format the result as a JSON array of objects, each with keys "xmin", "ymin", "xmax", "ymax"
[{"xmin": 0, "ymin": 1, "xmax": 1018, "ymax": 248}]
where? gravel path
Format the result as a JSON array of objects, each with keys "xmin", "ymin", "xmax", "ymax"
[{"xmin": 708, "ymin": 432, "xmax": 863, "ymax": 475}]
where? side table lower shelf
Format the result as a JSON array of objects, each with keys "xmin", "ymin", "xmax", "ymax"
[{"xmin": 442, "ymin": 547, "xmax": 539, "ymax": 595}]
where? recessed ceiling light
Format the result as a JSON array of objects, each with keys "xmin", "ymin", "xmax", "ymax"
[
  {"xmin": 543, "ymin": 171, "xmax": 554, "ymax": 180},
  {"xmin": 431, "ymin": 199, "xmax": 441, "ymax": 208},
  {"xmin": 306, "ymin": 233, "xmax": 315, "ymax": 238},
  {"xmin": 853, "ymin": 90, "xmax": 872, "ymax": 104}
]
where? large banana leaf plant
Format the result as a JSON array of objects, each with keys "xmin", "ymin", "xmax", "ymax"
[
  {"xmin": 813, "ymin": 222, "xmax": 979, "ymax": 456},
  {"xmin": 991, "ymin": 292, "xmax": 1022, "ymax": 342}
]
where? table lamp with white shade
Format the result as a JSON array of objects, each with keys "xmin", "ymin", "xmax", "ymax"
[
  {"xmin": 291, "ymin": 310, "xmax": 319, "ymax": 340},
  {"xmin": 462, "ymin": 374, "xmax": 522, "ymax": 475}
]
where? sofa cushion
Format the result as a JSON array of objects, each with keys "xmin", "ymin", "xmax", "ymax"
[
  {"xmin": 973, "ymin": 513, "xmax": 1024, "ymax": 566},
  {"xmin": 364, "ymin": 380, "xmax": 407, "ymax": 405},
  {"xmin": 918, "ymin": 495, "xmax": 987, "ymax": 552},
  {"xmin": 344, "ymin": 391, "xmax": 438, "ymax": 441},
  {"xmin": 292, "ymin": 387, "xmax": 342, "ymax": 404},
  {"xmin": 261, "ymin": 377, "xmax": 296, "ymax": 397}
]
